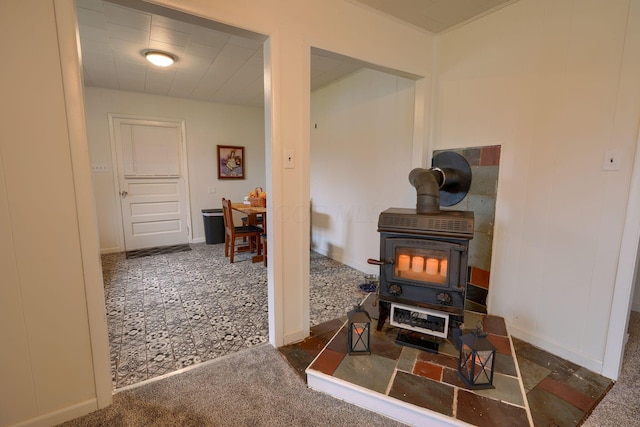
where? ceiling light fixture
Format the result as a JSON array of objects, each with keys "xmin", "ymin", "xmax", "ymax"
[{"xmin": 144, "ymin": 50, "xmax": 177, "ymax": 67}]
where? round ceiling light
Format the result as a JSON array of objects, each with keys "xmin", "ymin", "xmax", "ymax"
[{"xmin": 144, "ymin": 50, "xmax": 177, "ymax": 67}]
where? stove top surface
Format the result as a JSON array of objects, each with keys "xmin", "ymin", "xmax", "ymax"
[{"xmin": 378, "ymin": 207, "xmax": 474, "ymax": 238}]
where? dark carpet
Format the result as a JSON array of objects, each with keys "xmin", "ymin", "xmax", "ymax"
[{"xmin": 125, "ymin": 244, "xmax": 192, "ymax": 259}]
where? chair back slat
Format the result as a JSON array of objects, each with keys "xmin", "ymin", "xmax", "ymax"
[{"xmin": 222, "ymin": 198, "xmax": 237, "ymax": 229}]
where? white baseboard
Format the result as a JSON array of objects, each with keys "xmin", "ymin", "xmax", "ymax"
[
  {"xmin": 312, "ymin": 246, "xmax": 378, "ymax": 276},
  {"xmin": 100, "ymin": 246, "xmax": 121, "ymax": 254},
  {"xmin": 11, "ymin": 398, "xmax": 97, "ymax": 427},
  {"xmin": 284, "ymin": 328, "xmax": 308, "ymax": 345}
]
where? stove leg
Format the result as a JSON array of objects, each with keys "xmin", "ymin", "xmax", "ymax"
[{"xmin": 377, "ymin": 301, "xmax": 390, "ymax": 331}]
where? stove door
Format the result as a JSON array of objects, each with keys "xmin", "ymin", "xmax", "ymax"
[
  {"xmin": 376, "ymin": 234, "xmax": 469, "ymax": 317},
  {"xmin": 394, "ymin": 246, "xmax": 449, "ymax": 286},
  {"xmin": 382, "ymin": 236, "xmax": 467, "ymax": 291}
]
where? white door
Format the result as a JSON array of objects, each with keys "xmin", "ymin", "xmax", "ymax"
[{"xmin": 112, "ymin": 117, "xmax": 190, "ymax": 251}]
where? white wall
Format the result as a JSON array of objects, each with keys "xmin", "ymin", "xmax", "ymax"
[
  {"xmin": 434, "ymin": 0, "xmax": 640, "ymax": 373},
  {"xmin": 311, "ymin": 69, "xmax": 417, "ymax": 273},
  {"xmin": 84, "ymin": 87, "xmax": 265, "ymax": 252},
  {"xmin": 0, "ymin": 1, "xmax": 107, "ymax": 425}
]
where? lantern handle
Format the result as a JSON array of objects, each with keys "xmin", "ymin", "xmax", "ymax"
[{"xmin": 472, "ymin": 320, "xmax": 490, "ymax": 338}]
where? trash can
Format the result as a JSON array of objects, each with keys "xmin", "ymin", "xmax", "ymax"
[{"xmin": 202, "ymin": 209, "xmax": 224, "ymax": 244}]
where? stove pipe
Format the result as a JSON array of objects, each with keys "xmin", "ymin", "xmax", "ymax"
[
  {"xmin": 409, "ymin": 168, "xmax": 444, "ymax": 213},
  {"xmin": 409, "ymin": 152, "xmax": 473, "ymax": 213}
]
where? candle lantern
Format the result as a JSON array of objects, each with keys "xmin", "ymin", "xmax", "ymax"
[
  {"xmin": 347, "ymin": 305, "xmax": 372, "ymax": 355},
  {"xmin": 457, "ymin": 326, "xmax": 496, "ymax": 389}
]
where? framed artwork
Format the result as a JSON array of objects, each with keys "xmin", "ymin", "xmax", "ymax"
[{"xmin": 217, "ymin": 145, "xmax": 245, "ymax": 179}]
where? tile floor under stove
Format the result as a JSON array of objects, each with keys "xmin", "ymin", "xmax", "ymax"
[{"xmin": 280, "ymin": 297, "xmax": 612, "ymax": 427}]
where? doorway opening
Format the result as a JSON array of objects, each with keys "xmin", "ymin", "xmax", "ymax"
[{"xmin": 76, "ymin": 0, "xmax": 270, "ymax": 390}]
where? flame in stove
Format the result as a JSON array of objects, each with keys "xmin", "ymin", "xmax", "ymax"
[
  {"xmin": 426, "ymin": 258, "xmax": 439, "ymax": 275},
  {"xmin": 411, "ymin": 256, "xmax": 424, "ymax": 272},
  {"xmin": 397, "ymin": 254, "xmax": 411, "ymax": 271}
]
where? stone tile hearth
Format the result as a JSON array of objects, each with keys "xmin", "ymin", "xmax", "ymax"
[
  {"xmin": 305, "ymin": 300, "xmax": 531, "ymax": 426},
  {"xmin": 281, "ymin": 295, "xmax": 613, "ymax": 427}
]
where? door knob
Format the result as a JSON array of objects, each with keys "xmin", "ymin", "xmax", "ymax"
[{"xmin": 120, "ymin": 190, "xmax": 128, "ymax": 197}]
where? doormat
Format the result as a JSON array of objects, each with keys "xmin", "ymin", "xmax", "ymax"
[{"xmin": 125, "ymin": 244, "xmax": 192, "ymax": 259}]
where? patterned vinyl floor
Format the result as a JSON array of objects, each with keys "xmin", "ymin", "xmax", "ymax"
[{"xmin": 102, "ymin": 243, "xmax": 368, "ymax": 389}]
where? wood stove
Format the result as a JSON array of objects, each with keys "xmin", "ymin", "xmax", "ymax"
[
  {"xmin": 368, "ymin": 152, "xmax": 474, "ymax": 347},
  {"xmin": 369, "ymin": 208, "xmax": 473, "ymax": 333}
]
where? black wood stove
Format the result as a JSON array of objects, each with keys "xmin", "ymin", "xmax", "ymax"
[{"xmin": 368, "ymin": 152, "xmax": 474, "ymax": 350}]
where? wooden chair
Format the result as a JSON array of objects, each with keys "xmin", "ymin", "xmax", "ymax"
[
  {"xmin": 261, "ymin": 216, "xmax": 267, "ymax": 266},
  {"xmin": 241, "ymin": 214, "xmax": 263, "ymax": 244},
  {"xmin": 242, "ymin": 214, "xmax": 263, "ymax": 227},
  {"xmin": 221, "ymin": 198, "xmax": 263, "ymax": 263}
]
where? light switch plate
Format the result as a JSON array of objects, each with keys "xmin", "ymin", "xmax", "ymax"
[{"xmin": 284, "ymin": 150, "xmax": 295, "ymax": 169}]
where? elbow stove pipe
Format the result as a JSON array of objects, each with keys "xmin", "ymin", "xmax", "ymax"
[
  {"xmin": 408, "ymin": 168, "xmax": 444, "ymax": 213},
  {"xmin": 409, "ymin": 151, "xmax": 473, "ymax": 212}
]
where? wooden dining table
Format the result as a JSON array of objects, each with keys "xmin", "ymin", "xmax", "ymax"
[{"xmin": 231, "ymin": 202, "xmax": 266, "ymax": 263}]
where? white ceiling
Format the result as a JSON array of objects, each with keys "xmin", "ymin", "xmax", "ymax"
[
  {"xmin": 352, "ymin": 0, "xmax": 516, "ymax": 34},
  {"xmin": 75, "ymin": 0, "xmax": 516, "ymax": 107}
]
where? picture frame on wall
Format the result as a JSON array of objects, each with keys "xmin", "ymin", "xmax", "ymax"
[{"xmin": 217, "ymin": 145, "xmax": 245, "ymax": 179}]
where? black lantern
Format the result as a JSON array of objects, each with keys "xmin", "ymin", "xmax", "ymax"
[
  {"xmin": 457, "ymin": 327, "xmax": 496, "ymax": 389},
  {"xmin": 347, "ymin": 305, "xmax": 371, "ymax": 355}
]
